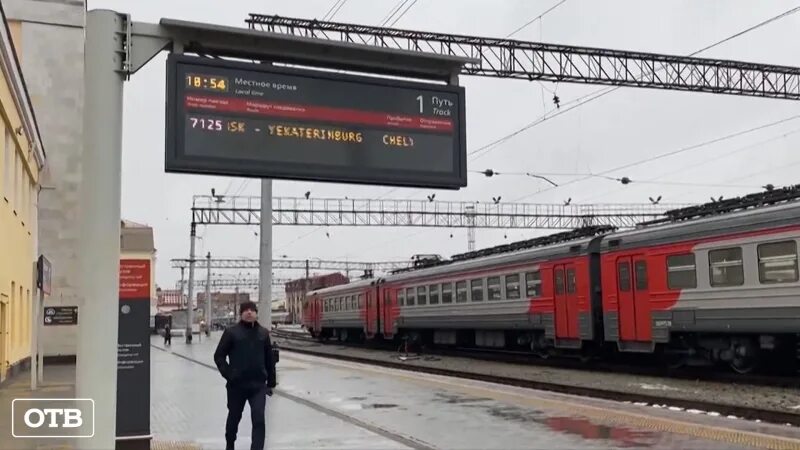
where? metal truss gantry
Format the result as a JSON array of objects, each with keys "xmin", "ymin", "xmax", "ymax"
[
  {"xmin": 171, "ymin": 256, "xmax": 411, "ymax": 273},
  {"xmin": 179, "ymin": 277, "xmax": 290, "ymax": 290},
  {"xmin": 192, "ymin": 195, "xmax": 687, "ymax": 230},
  {"xmin": 247, "ymin": 15, "xmax": 800, "ymax": 101}
]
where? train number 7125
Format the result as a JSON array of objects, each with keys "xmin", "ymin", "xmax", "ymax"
[{"xmin": 189, "ymin": 117, "xmax": 222, "ymax": 131}]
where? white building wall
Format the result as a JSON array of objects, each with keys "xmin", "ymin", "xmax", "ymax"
[{"xmin": 6, "ymin": 0, "xmax": 84, "ymax": 357}]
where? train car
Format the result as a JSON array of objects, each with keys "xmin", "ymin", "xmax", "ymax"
[
  {"xmin": 304, "ymin": 278, "xmax": 381, "ymax": 341},
  {"xmin": 379, "ymin": 227, "xmax": 611, "ymax": 356},
  {"xmin": 600, "ymin": 196, "xmax": 800, "ymax": 372},
  {"xmin": 302, "ymin": 186, "xmax": 800, "ymax": 372}
]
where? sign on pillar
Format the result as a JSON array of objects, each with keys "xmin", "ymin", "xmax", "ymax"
[{"xmin": 117, "ymin": 259, "xmax": 151, "ymax": 448}]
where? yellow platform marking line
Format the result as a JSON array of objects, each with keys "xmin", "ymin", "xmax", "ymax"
[
  {"xmin": 284, "ymin": 351, "xmax": 800, "ymax": 450},
  {"xmin": 151, "ymin": 440, "xmax": 202, "ymax": 450},
  {"xmin": 28, "ymin": 442, "xmax": 199, "ymax": 450}
]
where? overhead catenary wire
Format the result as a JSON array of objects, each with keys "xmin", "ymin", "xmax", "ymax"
[
  {"xmin": 472, "ymin": 169, "xmax": 769, "ymax": 190},
  {"xmin": 510, "ymin": 113, "xmax": 800, "ymax": 202},
  {"xmin": 322, "ymin": 0, "xmax": 347, "ymax": 21},
  {"xmin": 380, "ymin": 0, "xmax": 411, "ymax": 27},
  {"xmin": 468, "ymin": 4, "xmax": 800, "ymax": 163},
  {"xmin": 505, "ymin": 0, "xmax": 568, "ymax": 38},
  {"xmin": 386, "ymin": 0, "xmax": 419, "ymax": 28},
  {"xmin": 574, "ymin": 127, "xmax": 800, "ymax": 203}
]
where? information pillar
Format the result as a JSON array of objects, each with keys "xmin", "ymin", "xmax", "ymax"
[{"xmin": 117, "ymin": 259, "xmax": 152, "ymax": 450}]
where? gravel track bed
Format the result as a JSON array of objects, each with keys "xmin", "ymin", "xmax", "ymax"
[{"xmin": 273, "ymin": 334, "xmax": 800, "ymax": 417}]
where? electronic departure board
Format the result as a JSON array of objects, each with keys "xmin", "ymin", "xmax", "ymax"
[{"xmin": 165, "ymin": 54, "xmax": 467, "ymax": 189}]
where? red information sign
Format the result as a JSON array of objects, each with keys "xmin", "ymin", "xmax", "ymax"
[{"xmin": 119, "ymin": 259, "xmax": 151, "ymax": 300}]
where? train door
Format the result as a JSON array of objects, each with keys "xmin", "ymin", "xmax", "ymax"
[
  {"xmin": 616, "ymin": 256, "xmax": 652, "ymax": 341},
  {"xmin": 382, "ymin": 287, "xmax": 395, "ymax": 339},
  {"xmin": 365, "ymin": 289, "xmax": 379, "ymax": 338},
  {"xmin": 553, "ymin": 264, "xmax": 579, "ymax": 339},
  {"xmin": 632, "ymin": 258, "xmax": 652, "ymax": 341},
  {"xmin": 313, "ymin": 297, "xmax": 322, "ymax": 333}
]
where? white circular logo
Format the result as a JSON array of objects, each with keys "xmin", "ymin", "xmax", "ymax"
[
  {"xmin": 121, "ymin": 305, "xmax": 131, "ymax": 314},
  {"xmin": 45, "ymin": 308, "xmax": 55, "ymax": 316}
]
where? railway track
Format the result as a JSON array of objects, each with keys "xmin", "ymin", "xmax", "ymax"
[
  {"xmin": 271, "ymin": 328, "xmax": 800, "ymax": 427},
  {"xmin": 271, "ymin": 329, "xmax": 800, "ymax": 389}
]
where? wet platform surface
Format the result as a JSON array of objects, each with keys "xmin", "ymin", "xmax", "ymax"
[{"xmin": 152, "ymin": 332, "xmax": 800, "ymax": 449}]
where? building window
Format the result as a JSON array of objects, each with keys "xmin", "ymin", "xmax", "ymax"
[
  {"xmin": 470, "ymin": 279, "xmax": 484, "ymax": 301},
  {"xmin": 3, "ymin": 127, "xmax": 11, "ymax": 199},
  {"xmin": 441, "ymin": 283, "xmax": 453, "ymax": 303},
  {"xmin": 487, "ymin": 276, "xmax": 502, "ymax": 300},
  {"xmin": 455, "ymin": 281, "xmax": 467, "ymax": 303},
  {"xmin": 406, "ymin": 287, "xmax": 415, "ymax": 306},
  {"xmin": 429, "ymin": 284, "xmax": 440, "ymax": 304},
  {"xmin": 617, "ymin": 262, "xmax": 631, "ymax": 292},
  {"xmin": 525, "ymin": 271, "xmax": 541, "ymax": 297},
  {"xmin": 417, "ymin": 286, "xmax": 427, "ymax": 305},
  {"xmin": 634, "ymin": 261, "xmax": 647, "ymax": 291},
  {"xmin": 667, "ymin": 254, "xmax": 696, "ymax": 289},
  {"xmin": 14, "ymin": 145, "xmax": 21, "ymax": 211},
  {"xmin": 505, "ymin": 274, "xmax": 521, "ymax": 299},
  {"xmin": 758, "ymin": 241, "xmax": 798, "ymax": 284},
  {"xmin": 709, "ymin": 247, "xmax": 744, "ymax": 287}
]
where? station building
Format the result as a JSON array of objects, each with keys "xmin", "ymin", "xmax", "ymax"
[{"xmin": 0, "ymin": 1, "xmax": 46, "ymax": 382}]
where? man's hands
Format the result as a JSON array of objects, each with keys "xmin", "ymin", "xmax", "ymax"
[{"xmin": 266, "ymin": 388, "xmax": 273, "ymax": 397}]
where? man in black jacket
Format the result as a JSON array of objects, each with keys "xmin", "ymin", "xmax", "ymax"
[{"xmin": 214, "ymin": 301, "xmax": 277, "ymax": 450}]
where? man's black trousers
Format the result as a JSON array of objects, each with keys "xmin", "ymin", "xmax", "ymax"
[{"xmin": 225, "ymin": 384, "xmax": 268, "ymax": 450}]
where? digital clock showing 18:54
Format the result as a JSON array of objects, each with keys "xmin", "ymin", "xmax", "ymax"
[{"xmin": 185, "ymin": 74, "xmax": 229, "ymax": 92}]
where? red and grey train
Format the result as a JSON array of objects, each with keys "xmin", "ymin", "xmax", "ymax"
[{"xmin": 302, "ymin": 190, "xmax": 800, "ymax": 372}]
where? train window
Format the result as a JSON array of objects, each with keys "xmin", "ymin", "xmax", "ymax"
[
  {"xmin": 566, "ymin": 268, "xmax": 576, "ymax": 294},
  {"xmin": 349, "ymin": 296, "xmax": 355, "ymax": 310},
  {"xmin": 634, "ymin": 261, "xmax": 648, "ymax": 290},
  {"xmin": 338, "ymin": 298, "xmax": 343, "ymax": 311},
  {"xmin": 471, "ymin": 279, "xmax": 484, "ymax": 301},
  {"xmin": 487, "ymin": 277, "xmax": 502, "ymax": 300},
  {"xmin": 456, "ymin": 281, "xmax": 468, "ymax": 303},
  {"xmin": 429, "ymin": 284, "xmax": 440, "ymax": 304},
  {"xmin": 417, "ymin": 286, "xmax": 428, "ymax": 305},
  {"xmin": 442, "ymin": 283, "xmax": 453, "ymax": 303},
  {"xmin": 406, "ymin": 287, "xmax": 416, "ymax": 306},
  {"xmin": 709, "ymin": 247, "xmax": 744, "ymax": 287},
  {"xmin": 554, "ymin": 269, "xmax": 565, "ymax": 295},
  {"xmin": 666, "ymin": 254, "xmax": 697, "ymax": 289},
  {"xmin": 398, "ymin": 289, "xmax": 405, "ymax": 306},
  {"xmin": 525, "ymin": 271, "xmax": 541, "ymax": 297},
  {"xmin": 324, "ymin": 299, "xmax": 328, "ymax": 312},
  {"xmin": 617, "ymin": 262, "xmax": 631, "ymax": 292},
  {"xmin": 505, "ymin": 274, "xmax": 521, "ymax": 299},
  {"xmin": 358, "ymin": 294, "xmax": 364, "ymax": 309},
  {"xmin": 758, "ymin": 241, "xmax": 799, "ymax": 284}
]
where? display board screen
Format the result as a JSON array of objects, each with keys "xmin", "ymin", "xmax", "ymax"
[{"xmin": 165, "ymin": 54, "xmax": 467, "ymax": 189}]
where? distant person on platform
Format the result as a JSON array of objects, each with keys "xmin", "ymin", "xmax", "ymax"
[
  {"xmin": 163, "ymin": 324, "xmax": 171, "ymax": 346},
  {"xmin": 214, "ymin": 301, "xmax": 277, "ymax": 450}
]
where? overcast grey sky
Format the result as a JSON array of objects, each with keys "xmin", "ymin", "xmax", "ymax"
[{"xmin": 88, "ymin": 0, "xmax": 800, "ymax": 294}]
